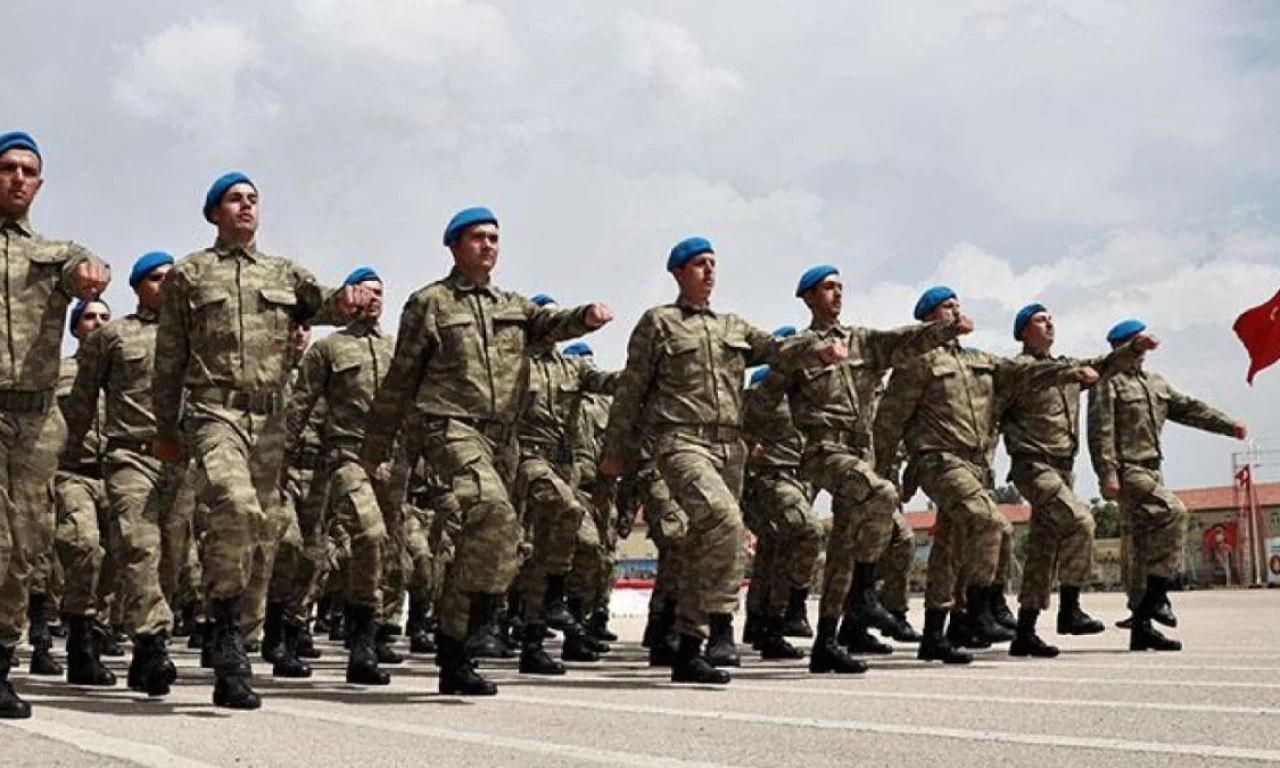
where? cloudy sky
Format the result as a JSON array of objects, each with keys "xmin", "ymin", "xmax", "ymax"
[{"xmin": 10, "ymin": 0, "xmax": 1280, "ymax": 499}]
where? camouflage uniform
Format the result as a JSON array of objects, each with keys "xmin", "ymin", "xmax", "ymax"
[
  {"xmin": 360, "ymin": 269, "xmax": 593, "ymax": 692},
  {"xmin": 0, "ymin": 218, "xmax": 92, "ymax": 658},
  {"xmin": 569, "ymin": 392, "xmax": 617, "ymax": 623},
  {"xmin": 271, "ymin": 374, "xmax": 328, "ymax": 628},
  {"xmin": 153, "ymin": 238, "xmax": 346, "ymax": 706}
]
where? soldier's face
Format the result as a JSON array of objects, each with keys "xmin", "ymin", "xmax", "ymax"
[
  {"xmin": 358, "ymin": 279, "xmax": 384, "ymax": 321},
  {"xmin": 673, "ymin": 254, "xmax": 716, "ymax": 304},
  {"xmin": 135, "ymin": 264, "xmax": 172, "ymax": 312},
  {"xmin": 0, "ymin": 149, "xmax": 42, "ymax": 219},
  {"xmin": 1023, "ymin": 311, "xmax": 1055, "ymax": 349},
  {"xmin": 213, "ymin": 183, "xmax": 259, "ymax": 239},
  {"xmin": 290, "ymin": 323, "xmax": 311, "ymax": 356},
  {"xmin": 928, "ymin": 297, "xmax": 962, "ymax": 324},
  {"xmin": 452, "ymin": 223, "xmax": 499, "ymax": 277},
  {"xmin": 75, "ymin": 301, "xmax": 111, "ymax": 340},
  {"xmin": 805, "ymin": 276, "xmax": 843, "ymax": 319}
]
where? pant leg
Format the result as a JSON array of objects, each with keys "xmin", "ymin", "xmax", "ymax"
[
  {"xmin": 763, "ymin": 473, "xmax": 823, "ymax": 616},
  {"xmin": 328, "ymin": 460, "xmax": 389, "ymax": 610},
  {"xmin": 875, "ymin": 510, "xmax": 915, "ymax": 613},
  {"xmin": 105, "ymin": 450, "xmax": 178, "ymax": 637},
  {"xmin": 565, "ymin": 505, "xmax": 603, "ymax": 605},
  {"xmin": 1121, "ymin": 466, "xmax": 1186, "ymax": 584},
  {"xmin": 916, "ymin": 454, "xmax": 1003, "ymax": 604},
  {"xmin": 54, "ymin": 473, "xmax": 104, "ymax": 617},
  {"xmin": 1012, "ymin": 460, "xmax": 1096, "ymax": 611},
  {"xmin": 517, "ymin": 458, "xmax": 585, "ymax": 623}
]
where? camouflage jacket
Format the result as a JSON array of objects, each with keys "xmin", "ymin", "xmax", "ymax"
[
  {"xmin": 64, "ymin": 308, "xmax": 162, "ymax": 451},
  {"xmin": 56, "ymin": 354, "xmax": 104, "ymax": 467},
  {"xmin": 760, "ymin": 320, "xmax": 961, "ymax": 437},
  {"xmin": 573, "ymin": 392, "xmax": 611, "ymax": 488},
  {"xmin": 601, "ymin": 301, "xmax": 785, "ymax": 465},
  {"xmin": 1000, "ymin": 343, "xmax": 1140, "ymax": 461},
  {"xmin": 1087, "ymin": 366, "xmax": 1237, "ymax": 485},
  {"xmin": 742, "ymin": 383, "xmax": 804, "ymax": 469},
  {"xmin": 285, "ymin": 363, "xmax": 326, "ymax": 457},
  {"xmin": 0, "ymin": 217, "xmax": 95, "ymax": 392},
  {"xmin": 873, "ymin": 343, "xmax": 1089, "ymax": 480},
  {"xmin": 153, "ymin": 240, "xmax": 347, "ymax": 443},
  {"xmin": 517, "ymin": 348, "xmax": 617, "ymax": 462},
  {"xmin": 287, "ymin": 321, "xmax": 391, "ymax": 459},
  {"xmin": 360, "ymin": 269, "xmax": 595, "ymax": 464}
]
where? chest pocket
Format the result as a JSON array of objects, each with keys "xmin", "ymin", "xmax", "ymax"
[
  {"xmin": 259, "ymin": 288, "xmax": 297, "ymax": 325},
  {"xmin": 189, "ymin": 287, "xmax": 230, "ymax": 336},
  {"xmin": 491, "ymin": 308, "xmax": 527, "ymax": 354},
  {"xmin": 331, "ymin": 347, "xmax": 364, "ymax": 376},
  {"xmin": 437, "ymin": 313, "xmax": 475, "ymax": 358},
  {"xmin": 24, "ymin": 248, "xmax": 66, "ymax": 291},
  {"xmin": 118, "ymin": 344, "xmax": 152, "ymax": 388}
]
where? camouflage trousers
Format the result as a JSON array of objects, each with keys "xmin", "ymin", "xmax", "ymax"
[
  {"xmin": 1010, "ymin": 457, "xmax": 1096, "ymax": 611},
  {"xmin": 916, "ymin": 452, "xmax": 1004, "ymax": 611},
  {"xmin": 183, "ymin": 407, "xmax": 288, "ymax": 612},
  {"xmin": 741, "ymin": 467, "xmax": 822, "ymax": 617},
  {"xmin": 875, "ymin": 510, "xmax": 915, "ymax": 613},
  {"xmin": 160, "ymin": 464, "xmax": 202, "ymax": 619},
  {"xmin": 514, "ymin": 455, "xmax": 586, "ymax": 623},
  {"xmin": 403, "ymin": 508, "xmax": 439, "ymax": 604},
  {"xmin": 0, "ymin": 406, "xmax": 65, "ymax": 650},
  {"xmin": 380, "ymin": 496, "xmax": 411, "ymax": 627},
  {"xmin": 640, "ymin": 465, "xmax": 688, "ymax": 620},
  {"xmin": 326, "ymin": 457, "xmax": 391, "ymax": 611},
  {"xmin": 566, "ymin": 496, "xmax": 607, "ymax": 606},
  {"xmin": 802, "ymin": 444, "xmax": 899, "ymax": 620},
  {"xmin": 105, "ymin": 448, "xmax": 184, "ymax": 637},
  {"xmin": 1118, "ymin": 464, "xmax": 1186, "ymax": 591},
  {"xmin": 53, "ymin": 471, "xmax": 112, "ymax": 618},
  {"xmin": 655, "ymin": 431, "xmax": 748, "ymax": 639},
  {"xmin": 409, "ymin": 419, "xmax": 520, "ymax": 642},
  {"xmin": 270, "ymin": 463, "xmax": 330, "ymax": 625}
]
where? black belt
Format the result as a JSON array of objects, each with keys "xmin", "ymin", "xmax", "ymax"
[
  {"xmin": 106, "ymin": 437, "xmax": 153, "ymax": 455},
  {"xmin": 661, "ymin": 424, "xmax": 742, "ymax": 443},
  {"xmin": 189, "ymin": 386, "xmax": 284, "ymax": 415},
  {"xmin": 291, "ymin": 452, "xmax": 325, "ymax": 471},
  {"xmin": 1012, "ymin": 453, "xmax": 1075, "ymax": 472},
  {"xmin": 519, "ymin": 438, "xmax": 572, "ymax": 464},
  {"xmin": 1124, "ymin": 458, "xmax": 1162, "ymax": 471},
  {"xmin": 60, "ymin": 464, "xmax": 102, "ymax": 480},
  {"xmin": 0, "ymin": 388, "xmax": 54, "ymax": 414},
  {"xmin": 805, "ymin": 425, "xmax": 862, "ymax": 448},
  {"xmin": 425, "ymin": 416, "xmax": 513, "ymax": 443}
]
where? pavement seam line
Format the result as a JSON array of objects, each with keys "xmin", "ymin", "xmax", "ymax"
[{"xmin": 1, "ymin": 718, "xmax": 222, "ymax": 768}]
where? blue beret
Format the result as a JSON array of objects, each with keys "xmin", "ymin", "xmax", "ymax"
[
  {"xmin": 795, "ymin": 265, "xmax": 839, "ymax": 297},
  {"xmin": 530, "ymin": 293, "xmax": 556, "ymax": 307},
  {"xmin": 1106, "ymin": 319, "xmax": 1147, "ymax": 346},
  {"xmin": 562, "ymin": 342, "xmax": 593, "ymax": 358},
  {"xmin": 0, "ymin": 131, "xmax": 40, "ymax": 163},
  {"xmin": 203, "ymin": 172, "xmax": 255, "ymax": 223},
  {"xmin": 749, "ymin": 366, "xmax": 770, "ymax": 387},
  {"xmin": 443, "ymin": 206, "xmax": 498, "ymax": 246},
  {"xmin": 129, "ymin": 251, "xmax": 175, "ymax": 287},
  {"xmin": 667, "ymin": 237, "xmax": 714, "ymax": 271},
  {"xmin": 772, "ymin": 325, "xmax": 797, "ymax": 338},
  {"xmin": 913, "ymin": 286, "xmax": 957, "ymax": 321},
  {"xmin": 343, "ymin": 266, "xmax": 381, "ymax": 286},
  {"xmin": 1013, "ymin": 303, "xmax": 1047, "ymax": 341},
  {"xmin": 69, "ymin": 298, "xmax": 108, "ymax": 333}
]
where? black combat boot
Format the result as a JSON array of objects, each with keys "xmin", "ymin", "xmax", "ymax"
[
  {"xmin": 781, "ymin": 587, "xmax": 814, "ymax": 638},
  {"xmin": 464, "ymin": 594, "xmax": 510, "ymax": 660},
  {"xmin": 884, "ymin": 610, "xmax": 922, "ymax": 643},
  {"xmin": 273, "ymin": 620, "xmax": 313, "ymax": 678},
  {"xmin": 917, "ymin": 609, "xmax": 972, "ymax": 665},
  {"xmin": 966, "ymin": 585, "xmax": 1014, "ymax": 644},
  {"xmin": 296, "ymin": 621, "xmax": 321, "ymax": 659},
  {"xmin": 809, "ymin": 617, "xmax": 867, "ymax": 674},
  {"xmin": 544, "ymin": 574, "xmax": 579, "ymax": 633},
  {"xmin": 130, "ymin": 634, "xmax": 177, "ymax": 697},
  {"xmin": 345, "ymin": 603, "xmax": 390, "ymax": 685},
  {"xmin": 209, "ymin": 597, "xmax": 260, "ymax": 710},
  {"xmin": 312, "ymin": 596, "xmax": 333, "ymax": 634},
  {"xmin": 327, "ymin": 600, "xmax": 347, "ymax": 643},
  {"xmin": 66, "ymin": 615, "xmax": 116, "ymax": 686},
  {"xmin": 438, "ymin": 633, "xmax": 497, "ymax": 696},
  {"xmin": 1009, "ymin": 609, "xmax": 1059, "ymax": 658},
  {"xmin": 647, "ymin": 600, "xmax": 679, "ymax": 667},
  {"xmin": 838, "ymin": 564, "xmax": 894, "ymax": 654},
  {"xmin": 946, "ymin": 610, "xmax": 990, "ymax": 649},
  {"xmin": 375, "ymin": 623, "xmax": 405, "ymax": 665},
  {"xmin": 261, "ymin": 602, "xmax": 285, "ymax": 664},
  {"xmin": 27, "ymin": 593, "xmax": 61, "ymax": 676},
  {"xmin": 587, "ymin": 600, "xmax": 618, "ymax": 642},
  {"xmin": 568, "ymin": 597, "xmax": 610, "ymax": 654},
  {"xmin": 407, "ymin": 597, "xmax": 436, "ymax": 654},
  {"xmin": 519, "ymin": 624, "xmax": 565, "ymax": 675},
  {"xmin": 990, "ymin": 583, "xmax": 1017, "ymax": 631},
  {"xmin": 174, "ymin": 601, "xmax": 196, "ymax": 638},
  {"xmin": 188, "ymin": 620, "xmax": 206, "ymax": 650},
  {"xmin": 704, "ymin": 613, "xmax": 740, "ymax": 668},
  {"xmin": 0, "ymin": 646, "xmax": 31, "ymax": 719},
  {"xmin": 741, "ymin": 611, "xmax": 764, "ymax": 648},
  {"xmin": 671, "ymin": 634, "xmax": 731, "ymax": 684},
  {"xmin": 1130, "ymin": 576, "xmax": 1181, "ymax": 652},
  {"xmin": 1152, "ymin": 595, "xmax": 1178, "ymax": 628},
  {"xmin": 96, "ymin": 624, "xmax": 126, "ymax": 657},
  {"xmin": 1056, "ymin": 586, "xmax": 1105, "ymax": 635},
  {"xmin": 756, "ymin": 617, "xmax": 804, "ymax": 660}
]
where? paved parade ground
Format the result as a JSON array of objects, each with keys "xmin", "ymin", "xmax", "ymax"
[{"xmin": 5, "ymin": 589, "xmax": 1280, "ymax": 768}]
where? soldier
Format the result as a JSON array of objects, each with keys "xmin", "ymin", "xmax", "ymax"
[
  {"xmin": 511, "ymin": 294, "xmax": 617, "ymax": 675},
  {"xmin": 1001, "ymin": 304, "xmax": 1158, "ymax": 658},
  {"xmin": 761, "ymin": 265, "xmax": 968, "ymax": 674},
  {"xmin": 43, "ymin": 298, "xmax": 114, "ymax": 684},
  {"xmin": 626, "ymin": 436, "xmax": 688, "ymax": 667},
  {"xmin": 873, "ymin": 287, "xmax": 1102, "ymax": 665},
  {"xmin": 288, "ymin": 267, "xmax": 401, "ymax": 684},
  {"xmin": 153, "ymin": 172, "xmax": 370, "ymax": 710},
  {"xmin": 64, "ymin": 252, "xmax": 189, "ymax": 696},
  {"xmin": 0, "ymin": 131, "xmax": 110, "ymax": 719},
  {"xmin": 741, "ymin": 351, "xmax": 821, "ymax": 662},
  {"xmin": 600, "ymin": 238, "xmax": 844, "ymax": 685},
  {"xmin": 1087, "ymin": 319, "xmax": 1245, "ymax": 652},
  {"xmin": 359, "ymin": 207, "xmax": 611, "ymax": 696}
]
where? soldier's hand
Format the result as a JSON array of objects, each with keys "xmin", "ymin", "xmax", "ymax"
[
  {"xmin": 1101, "ymin": 477, "xmax": 1121, "ymax": 501},
  {"xmin": 817, "ymin": 342, "xmax": 848, "ymax": 365},
  {"xmin": 358, "ymin": 459, "xmax": 382, "ymax": 479},
  {"xmin": 954, "ymin": 314, "xmax": 975, "ymax": 335},
  {"xmin": 749, "ymin": 442, "xmax": 766, "ymax": 461},
  {"xmin": 1234, "ymin": 423, "xmax": 1248, "ymax": 440},
  {"xmin": 1075, "ymin": 365, "xmax": 1100, "ymax": 386},
  {"xmin": 599, "ymin": 456, "xmax": 625, "ymax": 479},
  {"xmin": 153, "ymin": 439, "xmax": 182, "ymax": 464},
  {"xmin": 72, "ymin": 258, "xmax": 111, "ymax": 299},
  {"xmin": 1133, "ymin": 333, "xmax": 1160, "ymax": 352},
  {"xmin": 585, "ymin": 303, "xmax": 614, "ymax": 329},
  {"xmin": 338, "ymin": 282, "xmax": 374, "ymax": 318}
]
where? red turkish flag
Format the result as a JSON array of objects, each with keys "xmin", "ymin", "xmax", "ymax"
[{"xmin": 1233, "ymin": 288, "xmax": 1280, "ymax": 384}]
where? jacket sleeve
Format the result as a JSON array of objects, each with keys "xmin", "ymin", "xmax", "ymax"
[
  {"xmin": 600, "ymin": 311, "xmax": 660, "ymax": 467},
  {"xmin": 1087, "ymin": 380, "xmax": 1118, "ymax": 486},
  {"xmin": 361, "ymin": 293, "xmax": 434, "ymax": 464},
  {"xmin": 153, "ymin": 268, "xmax": 192, "ymax": 444}
]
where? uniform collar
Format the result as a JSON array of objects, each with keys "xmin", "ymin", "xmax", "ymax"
[
  {"xmin": 445, "ymin": 269, "xmax": 498, "ymax": 298},
  {"xmin": 808, "ymin": 318, "xmax": 842, "ymax": 335},
  {"xmin": 675, "ymin": 297, "xmax": 715, "ymax": 316},
  {"xmin": 135, "ymin": 307, "xmax": 160, "ymax": 323},
  {"xmin": 212, "ymin": 238, "xmax": 259, "ymax": 262},
  {"xmin": 2, "ymin": 216, "xmax": 34, "ymax": 237},
  {"xmin": 346, "ymin": 319, "xmax": 383, "ymax": 337}
]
